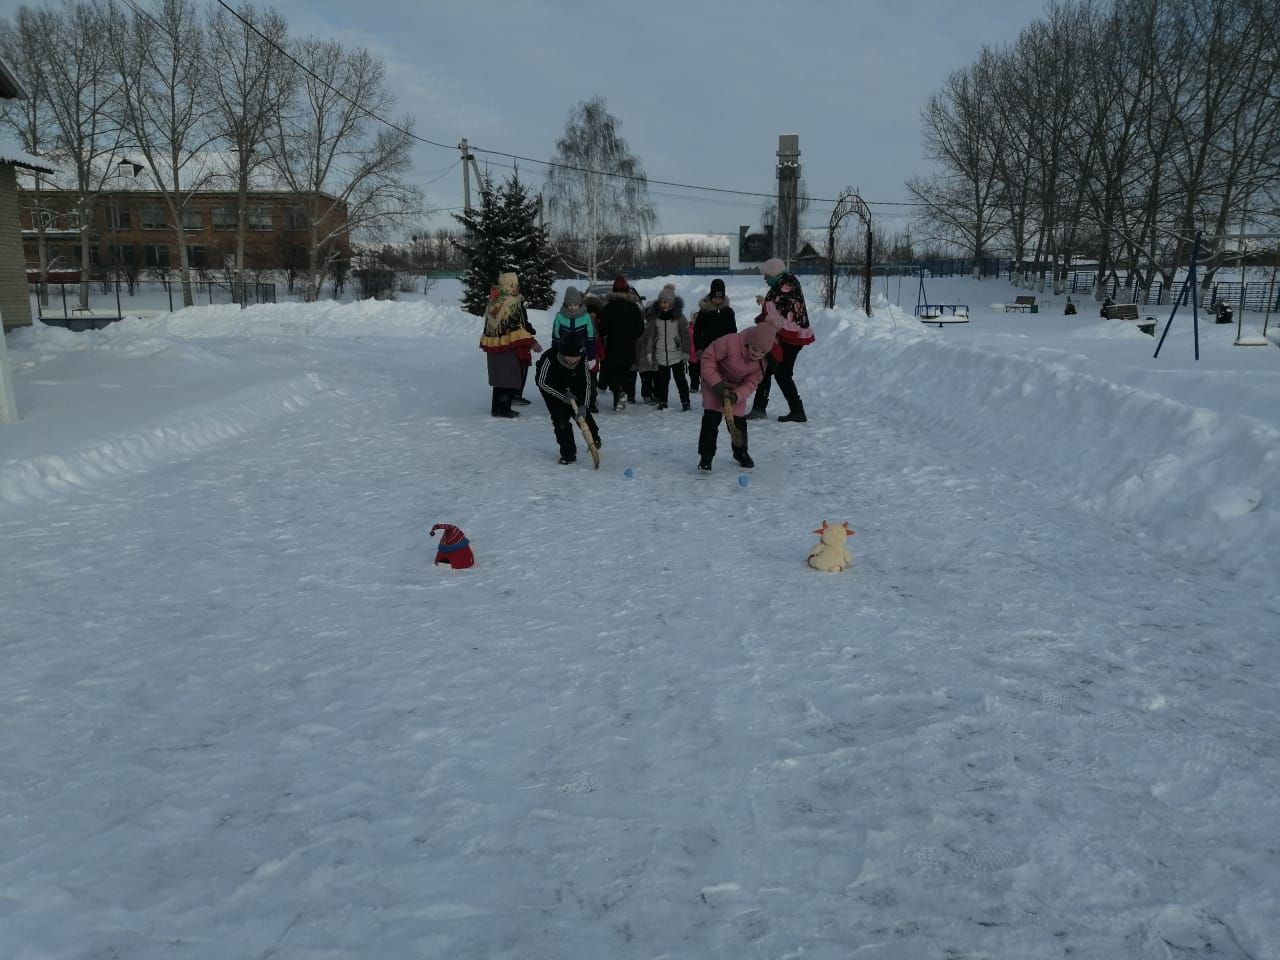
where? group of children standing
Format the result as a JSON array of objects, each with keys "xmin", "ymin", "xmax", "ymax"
[{"xmin": 484, "ymin": 261, "xmax": 813, "ymax": 471}]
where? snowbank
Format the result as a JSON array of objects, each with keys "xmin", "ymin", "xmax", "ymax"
[{"xmin": 4, "ymin": 284, "xmax": 1276, "ymax": 576}]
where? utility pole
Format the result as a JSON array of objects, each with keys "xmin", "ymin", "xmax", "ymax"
[
  {"xmin": 458, "ymin": 139, "xmax": 486, "ymax": 215},
  {"xmin": 459, "ymin": 139, "xmax": 473, "ymax": 214}
]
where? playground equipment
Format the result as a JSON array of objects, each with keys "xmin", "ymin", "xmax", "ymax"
[
  {"xmin": 1157, "ymin": 229, "xmax": 1280, "ymax": 359},
  {"xmin": 1232, "ymin": 239, "xmax": 1277, "ymax": 347},
  {"xmin": 913, "ymin": 271, "xmax": 969, "ymax": 327}
]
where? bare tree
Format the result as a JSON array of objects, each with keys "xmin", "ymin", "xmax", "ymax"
[
  {"xmin": 544, "ymin": 96, "xmax": 656, "ymax": 282},
  {"xmin": 266, "ymin": 38, "xmax": 420, "ymax": 300},
  {"xmin": 103, "ymin": 0, "xmax": 216, "ymax": 307},
  {"xmin": 8, "ymin": 2, "xmax": 129, "ymax": 309},
  {"xmin": 0, "ymin": 10, "xmax": 57, "ymax": 302},
  {"xmin": 911, "ymin": 50, "xmax": 1009, "ymax": 278},
  {"xmin": 208, "ymin": 2, "xmax": 296, "ymax": 293}
]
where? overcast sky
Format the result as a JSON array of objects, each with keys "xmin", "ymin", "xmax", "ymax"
[
  {"xmin": 264, "ymin": 0, "xmax": 1058, "ymax": 238},
  {"xmin": 5, "ymin": 0, "xmax": 1053, "ymax": 237}
]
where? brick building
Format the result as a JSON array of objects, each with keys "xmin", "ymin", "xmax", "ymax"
[
  {"xmin": 19, "ymin": 188, "xmax": 351, "ymax": 279},
  {"xmin": 2, "ymin": 57, "xmax": 54, "ymax": 332}
]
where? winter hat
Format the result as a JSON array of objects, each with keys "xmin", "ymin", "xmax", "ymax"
[
  {"xmin": 759, "ymin": 258, "xmax": 786, "ymax": 279},
  {"xmin": 658, "ymin": 284, "xmax": 676, "ymax": 304},
  {"xmin": 558, "ymin": 330, "xmax": 585, "ymax": 357},
  {"xmin": 561, "ymin": 286, "xmax": 586, "ymax": 318},
  {"xmin": 709, "ymin": 278, "xmax": 726, "ymax": 298},
  {"xmin": 430, "ymin": 523, "xmax": 475, "ymax": 570},
  {"xmin": 745, "ymin": 322, "xmax": 777, "ymax": 353},
  {"xmin": 612, "ymin": 274, "xmax": 629, "ymax": 292}
]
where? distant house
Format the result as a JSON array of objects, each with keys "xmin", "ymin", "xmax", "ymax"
[
  {"xmin": 18, "ymin": 188, "xmax": 351, "ymax": 281},
  {"xmin": 1, "ymin": 57, "xmax": 54, "ymax": 332}
]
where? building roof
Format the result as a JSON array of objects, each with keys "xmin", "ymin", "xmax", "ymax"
[
  {"xmin": 0, "ymin": 134, "xmax": 55, "ymax": 174},
  {"xmin": 18, "ymin": 185, "xmax": 344, "ymax": 204},
  {"xmin": 0, "ymin": 55, "xmax": 30, "ymax": 100}
]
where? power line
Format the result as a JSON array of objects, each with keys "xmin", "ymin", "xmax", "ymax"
[{"xmin": 207, "ymin": 0, "xmax": 927, "ymax": 212}]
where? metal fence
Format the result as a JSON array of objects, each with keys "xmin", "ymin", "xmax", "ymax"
[
  {"xmin": 1201, "ymin": 280, "xmax": 1280, "ymax": 312},
  {"xmin": 30, "ymin": 279, "xmax": 277, "ymax": 329}
]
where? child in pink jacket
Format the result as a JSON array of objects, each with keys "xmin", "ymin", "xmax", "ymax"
[{"xmin": 695, "ymin": 321, "xmax": 777, "ymax": 471}]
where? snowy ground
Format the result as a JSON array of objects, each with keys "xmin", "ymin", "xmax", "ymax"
[{"xmin": 2, "ymin": 277, "xmax": 1279, "ymax": 959}]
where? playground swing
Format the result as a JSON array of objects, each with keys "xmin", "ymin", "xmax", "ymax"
[
  {"xmin": 1156, "ymin": 229, "xmax": 1280, "ymax": 361},
  {"xmin": 913, "ymin": 272, "xmax": 970, "ymax": 327},
  {"xmin": 1234, "ymin": 258, "xmax": 1277, "ymax": 348}
]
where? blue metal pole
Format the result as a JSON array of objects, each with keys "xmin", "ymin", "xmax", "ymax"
[
  {"xmin": 1191, "ymin": 233, "xmax": 1201, "ymax": 361},
  {"xmin": 1154, "ymin": 231, "xmax": 1202, "ymax": 360}
]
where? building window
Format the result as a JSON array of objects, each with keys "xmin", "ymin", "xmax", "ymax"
[
  {"xmin": 248, "ymin": 206, "xmax": 273, "ymax": 231},
  {"xmin": 180, "ymin": 208, "xmax": 203, "ymax": 231},
  {"xmin": 143, "ymin": 244, "xmax": 170, "ymax": 268},
  {"xmin": 284, "ymin": 206, "xmax": 308, "ymax": 231},
  {"xmin": 212, "ymin": 206, "xmax": 237, "ymax": 231},
  {"xmin": 48, "ymin": 244, "xmax": 75, "ymax": 267},
  {"xmin": 109, "ymin": 244, "xmax": 136, "ymax": 266},
  {"xmin": 186, "ymin": 245, "xmax": 207, "ymax": 269},
  {"xmin": 106, "ymin": 204, "xmax": 131, "ymax": 230},
  {"xmin": 141, "ymin": 206, "xmax": 167, "ymax": 230}
]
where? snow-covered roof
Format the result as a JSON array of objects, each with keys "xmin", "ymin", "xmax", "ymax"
[
  {"xmin": 0, "ymin": 56, "xmax": 29, "ymax": 100},
  {"xmin": 0, "ymin": 135, "xmax": 54, "ymax": 174}
]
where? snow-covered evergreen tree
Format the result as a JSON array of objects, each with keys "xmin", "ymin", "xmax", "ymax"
[
  {"xmin": 501, "ymin": 172, "xmax": 555, "ymax": 310},
  {"xmin": 454, "ymin": 171, "xmax": 555, "ymax": 315},
  {"xmin": 454, "ymin": 175, "xmax": 505, "ymax": 316}
]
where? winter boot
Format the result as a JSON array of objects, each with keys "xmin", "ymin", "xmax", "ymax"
[
  {"xmin": 698, "ymin": 456, "xmax": 713, "ymax": 472},
  {"xmin": 733, "ymin": 449, "xmax": 755, "ymax": 469},
  {"xmin": 492, "ymin": 388, "xmax": 519, "ymax": 418},
  {"xmin": 558, "ymin": 454, "xmax": 577, "ymax": 465},
  {"xmin": 745, "ymin": 400, "xmax": 768, "ymax": 421},
  {"xmin": 777, "ymin": 403, "xmax": 807, "ymax": 423}
]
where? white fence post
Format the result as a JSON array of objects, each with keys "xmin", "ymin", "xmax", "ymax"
[{"xmin": 1, "ymin": 308, "xmax": 18, "ymax": 423}]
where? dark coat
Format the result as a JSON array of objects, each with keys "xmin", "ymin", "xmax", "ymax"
[
  {"xmin": 535, "ymin": 347, "xmax": 589, "ymax": 407},
  {"xmin": 692, "ymin": 297, "xmax": 737, "ymax": 353},
  {"xmin": 596, "ymin": 292, "xmax": 645, "ymax": 372}
]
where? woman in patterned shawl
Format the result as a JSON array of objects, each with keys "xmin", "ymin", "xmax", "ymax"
[{"xmin": 480, "ymin": 272, "xmax": 541, "ymax": 417}]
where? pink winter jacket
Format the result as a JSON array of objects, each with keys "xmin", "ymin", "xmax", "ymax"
[{"xmin": 698, "ymin": 330, "xmax": 768, "ymax": 417}]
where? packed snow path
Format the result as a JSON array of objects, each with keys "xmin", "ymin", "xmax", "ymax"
[{"xmin": 3, "ymin": 317, "xmax": 1278, "ymax": 959}]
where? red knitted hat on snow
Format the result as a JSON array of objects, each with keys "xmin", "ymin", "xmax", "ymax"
[{"xmin": 430, "ymin": 523, "xmax": 474, "ymax": 569}]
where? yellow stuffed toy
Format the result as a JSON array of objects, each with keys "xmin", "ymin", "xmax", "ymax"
[{"xmin": 808, "ymin": 520, "xmax": 854, "ymax": 572}]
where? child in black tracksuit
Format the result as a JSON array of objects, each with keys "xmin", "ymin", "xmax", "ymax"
[{"xmin": 535, "ymin": 330, "xmax": 601, "ymax": 465}]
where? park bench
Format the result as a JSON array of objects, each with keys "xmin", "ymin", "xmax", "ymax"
[
  {"xmin": 916, "ymin": 304, "xmax": 970, "ymax": 327},
  {"xmin": 1005, "ymin": 295, "xmax": 1037, "ymax": 313},
  {"xmin": 1102, "ymin": 302, "xmax": 1157, "ymax": 336}
]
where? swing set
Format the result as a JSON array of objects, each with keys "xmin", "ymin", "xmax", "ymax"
[
  {"xmin": 913, "ymin": 271, "xmax": 969, "ymax": 327},
  {"xmin": 1154, "ymin": 229, "xmax": 1280, "ymax": 360}
]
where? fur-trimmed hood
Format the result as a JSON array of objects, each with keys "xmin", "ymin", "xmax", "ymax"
[
  {"xmin": 645, "ymin": 295, "xmax": 685, "ymax": 319},
  {"xmin": 697, "ymin": 296, "xmax": 731, "ymax": 312}
]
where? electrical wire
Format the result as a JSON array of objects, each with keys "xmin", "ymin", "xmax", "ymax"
[{"xmin": 206, "ymin": 0, "xmax": 927, "ymax": 211}]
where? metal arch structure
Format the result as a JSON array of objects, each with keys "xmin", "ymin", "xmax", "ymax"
[{"xmin": 824, "ymin": 188, "xmax": 874, "ymax": 315}]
